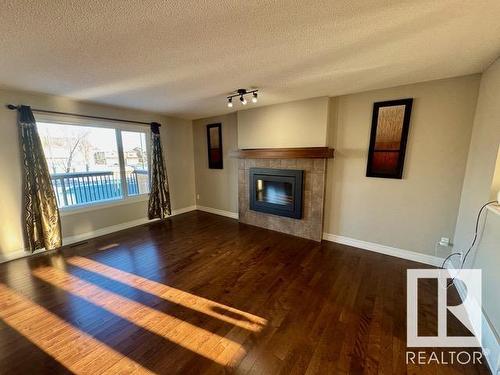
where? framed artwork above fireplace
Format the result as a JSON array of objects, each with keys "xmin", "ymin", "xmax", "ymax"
[{"xmin": 366, "ymin": 98, "xmax": 413, "ymax": 179}]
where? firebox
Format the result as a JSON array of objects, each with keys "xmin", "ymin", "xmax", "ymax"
[{"xmin": 249, "ymin": 168, "xmax": 303, "ymax": 219}]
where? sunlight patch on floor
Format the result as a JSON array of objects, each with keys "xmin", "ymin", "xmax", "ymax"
[
  {"xmin": 66, "ymin": 256, "xmax": 267, "ymax": 332},
  {"xmin": 0, "ymin": 283, "xmax": 154, "ymax": 374},
  {"xmin": 32, "ymin": 266, "xmax": 250, "ymax": 366},
  {"xmin": 97, "ymin": 243, "xmax": 120, "ymax": 251}
]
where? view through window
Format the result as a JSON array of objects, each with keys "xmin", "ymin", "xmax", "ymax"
[{"xmin": 38, "ymin": 122, "xmax": 150, "ymax": 208}]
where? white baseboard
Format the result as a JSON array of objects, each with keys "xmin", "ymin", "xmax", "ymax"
[
  {"xmin": 62, "ymin": 217, "xmax": 160, "ymax": 246},
  {"xmin": 0, "ymin": 247, "xmax": 50, "ymax": 265},
  {"xmin": 196, "ymin": 205, "xmax": 239, "ymax": 219},
  {"xmin": 170, "ymin": 205, "xmax": 197, "ymax": 216},
  {"xmin": 453, "ymin": 268, "xmax": 499, "ymax": 374},
  {"xmin": 0, "ymin": 205, "xmax": 197, "ymax": 264},
  {"xmin": 322, "ymin": 233, "xmax": 443, "ymax": 267}
]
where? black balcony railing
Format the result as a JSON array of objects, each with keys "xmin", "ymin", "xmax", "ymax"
[{"xmin": 51, "ymin": 170, "xmax": 149, "ymax": 207}]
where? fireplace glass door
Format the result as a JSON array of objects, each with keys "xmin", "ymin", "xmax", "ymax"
[
  {"xmin": 255, "ymin": 179, "xmax": 293, "ymax": 206},
  {"xmin": 249, "ymin": 168, "xmax": 303, "ymax": 219}
]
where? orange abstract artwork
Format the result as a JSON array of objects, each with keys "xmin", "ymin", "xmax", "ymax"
[{"xmin": 366, "ymin": 99, "xmax": 413, "ymax": 179}]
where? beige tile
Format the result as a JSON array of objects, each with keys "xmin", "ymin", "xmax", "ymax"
[
  {"xmin": 311, "ymin": 202, "xmax": 323, "ymax": 220},
  {"xmin": 239, "ymin": 197, "xmax": 248, "ymax": 212},
  {"xmin": 311, "ymin": 173, "xmax": 325, "ymax": 196},
  {"xmin": 269, "ymin": 159, "xmax": 281, "ymax": 169},
  {"xmin": 310, "ymin": 230, "xmax": 322, "ymax": 242},
  {"xmin": 292, "ymin": 220, "xmax": 304, "ymax": 237},
  {"xmin": 313, "ymin": 158, "xmax": 326, "ymax": 172},
  {"xmin": 268, "ymin": 216, "xmax": 280, "ymax": 231},
  {"xmin": 255, "ymin": 159, "xmax": 270, "ymax": 168},
  {"xmin": 257, "ymin": 212, "xmax": 271, "ymax": 226},
  {"xmin": 303, "ymin": 206, "xmax": 312, "ymax": 221},
  {"xmin": 302, "ymin": 172, "xmax": 309, "ymax": 192},
  {"xmin": 239, "ymin": 187, "xmax": 248, "ymax": 205},
  {"xmin": 297, "ymin": 158, "xmax": 313, "ymax": 171},
  {"xmin": 238, "ymin": 169, "xmax": 245, "ymax": 184},
  {"xmin": 245, "ymin": 159, "xmax": 256, "ymax": 169},
  {"xmin": 303, "ymin": 190, "xmax": 312, "ymax": 205},
  {"xmin": 281, "ymin": 159, "xmax": 296, "ymax": 169}
]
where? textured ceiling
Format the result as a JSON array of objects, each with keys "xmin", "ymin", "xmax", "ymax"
[{"xmin": 1, "ymin": 0, "xmax": 499, "ymax": 119}]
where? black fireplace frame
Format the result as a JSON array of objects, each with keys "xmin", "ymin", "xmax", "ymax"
[{"xmin": 249, "ymin": 168, "xmax": 303, "ymax": 219}]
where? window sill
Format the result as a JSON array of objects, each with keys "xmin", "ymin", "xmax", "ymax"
[{"xmin": 59, "ymin": 195, "xmax": 149, "ymax": 217}]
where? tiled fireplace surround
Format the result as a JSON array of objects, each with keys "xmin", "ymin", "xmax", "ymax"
[{"xmin": 238, "ymin": 158, "xmax": 327, "ymax": 241}]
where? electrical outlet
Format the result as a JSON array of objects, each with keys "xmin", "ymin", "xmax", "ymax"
[{"xmin": 439, "ymin": 237, "xmax": 450, "ymax": 247}]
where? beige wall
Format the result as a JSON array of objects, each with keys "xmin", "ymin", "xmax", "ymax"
[
  {"xmin": 237, "ymin": 97, "xmax": 329, "ymax": 148},
  {"xmin": 454, "ymin": 59, "xmax": 500, "ymax": 249},
  {"xmin": 0, "ymin": 87, "xmax": 195, "ymax": 257},
  {"xmin": 453, "ymin": 58, "xmax": 500, "ymax": 338},
  {"xmin": 162, "ymin": 115, "xmax": 196, "ymax": 210},
  {"xmin": 491, "ymin": 147, "xmax": 500, "ymax": 199},
  {"xmin": 192, "ymin": 113, "xmax": 238, "ymax": 213},
  {"xmin": 324, "ymin": 75, "xmax": 481, "ymax": 255}
]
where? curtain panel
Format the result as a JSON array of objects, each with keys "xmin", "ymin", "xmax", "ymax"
[
  {"xmin": 148, "ymin": 122, "xmax": 171, "ymax": 219},
  {"xmin": 18, "ymin": 105, "xmax": 62, "ymax": 251}
]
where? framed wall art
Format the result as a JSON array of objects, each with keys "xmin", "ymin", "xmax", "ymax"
[
  {"xmin": 366, "ymin": 98, "xmax": 413, "ymax": 179},
  {"xmin": 207, "ymin": 123, "xmax": 223, "ymax": 169}
]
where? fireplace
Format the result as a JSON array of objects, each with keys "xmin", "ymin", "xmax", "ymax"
[
  {"xmin": 249, "ymin": 168, "xmax": 303, "ymax": 219},
  {"xmin": 235, "ymin": 149, "xmax": 333, "ymax": 241}
]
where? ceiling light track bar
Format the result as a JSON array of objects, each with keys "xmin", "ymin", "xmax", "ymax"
[
  {"xmin": 226, "ymin": 89, "xmax": 259, "ymax": 100},
  {"xmin": 5, "ymin": 104, "xmax": 159, "ymax": 127},
  {"xmin": 226, "ymin": 88, "xmax": 259, "ymax": 107}
]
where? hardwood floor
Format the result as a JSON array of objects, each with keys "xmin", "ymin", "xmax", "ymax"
[{"xmin": 0, "ymin": 211, "xmax": 489, "ymax": 374}]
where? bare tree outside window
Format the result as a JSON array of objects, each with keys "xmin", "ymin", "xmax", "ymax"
[{"xmin": 37, "ymin": 122, "xmax": 150, "ymax": 208}]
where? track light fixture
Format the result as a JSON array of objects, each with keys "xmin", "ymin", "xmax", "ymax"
[
  {"xmin": 252, "ymin": 92, "xmax": 258, "ymax": 103},
  {"xmin": 227, "ymin": 88, "xmax": 259, "ymax": 108}
]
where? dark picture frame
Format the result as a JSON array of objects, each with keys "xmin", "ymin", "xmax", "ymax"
[
  {"xmin": 206, "ymin": 123, "xmax": 223, "ymax": 169},
  {"xmin": 366, "ymin": 98, "xmax": 413, "ymax": 179}
]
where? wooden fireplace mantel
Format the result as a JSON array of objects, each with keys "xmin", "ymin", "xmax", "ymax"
[{"xmin": 229, "ymin": 147, "xmax": 334, "ymax": 159}]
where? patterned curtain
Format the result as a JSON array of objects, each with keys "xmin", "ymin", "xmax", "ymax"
[
  {"xmin": 18, "ymin": 105, "xmax": 62, "ymax": 251},
  {"xmin": 148, "ymin": 122, "xmax": 171, "ymax": 219}
]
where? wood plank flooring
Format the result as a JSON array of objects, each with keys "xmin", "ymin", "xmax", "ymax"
[{"xmin": 0, "ymin": 211, "xmax": 490, "ymax": 374}]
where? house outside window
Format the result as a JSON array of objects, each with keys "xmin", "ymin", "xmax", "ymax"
[{"xmin": 37, "ymin": 118, "xmax": 150, "ymax": 211}]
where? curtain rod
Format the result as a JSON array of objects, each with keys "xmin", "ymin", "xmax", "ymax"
[{"xmin": 6, "ymin": 104, "xmax": 160, "ymax": 127}]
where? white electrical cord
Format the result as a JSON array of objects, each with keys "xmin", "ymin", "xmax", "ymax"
[{"xmin": 440, "ymin": 200, "xmax": 497, "ymax": 289}]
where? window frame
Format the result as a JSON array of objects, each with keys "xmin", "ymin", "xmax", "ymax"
[{"xmin": 35, "ymin": 113, "xmax": 152, "ymax": 215}]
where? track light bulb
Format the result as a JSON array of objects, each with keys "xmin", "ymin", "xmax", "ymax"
[
  {"xmin": 240, "ymin": 95, "xmax": 247, "ymax": 105},
  {"xmin": 227, "ymin": 98, "xmax": 233, "ymax": 108},
  {"xmin": 252, "ymin": 92, "xmax": 258, "ymax": 103}
]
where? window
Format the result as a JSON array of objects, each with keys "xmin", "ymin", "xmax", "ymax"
[
  {"xmin": 121, "ymin": 131, "xmax": 150, "ymax": 196},
  {"xmin": 38, "ymin": 121, "xmax": 150, "ymax": 209}
]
